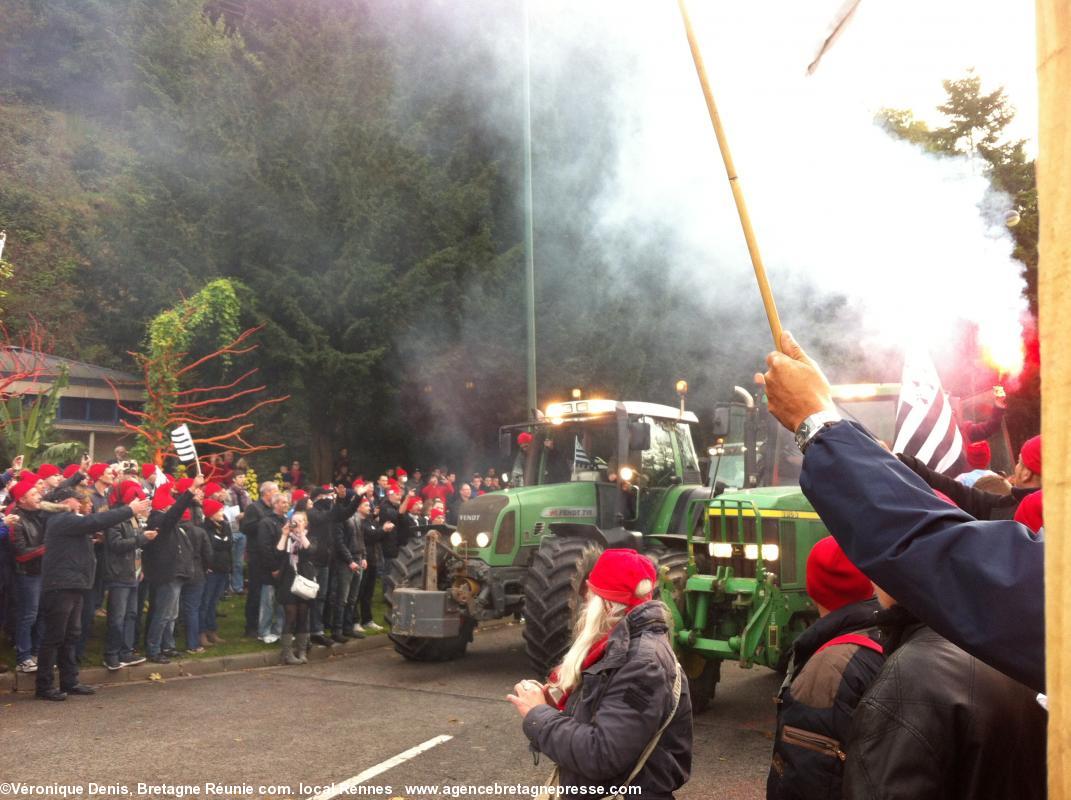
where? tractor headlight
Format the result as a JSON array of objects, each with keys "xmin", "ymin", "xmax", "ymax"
[
  {"xmin": 708, "ymin": 542, "xmax": 733, "ymax": 559},
  {"xmin": 475, "ymin": 532, "xmax": 490, "ymax": 548},
  {"xmin": 619, "ymin": 466, "xmax": 635, "ymax": 482},
  {"xmin": 743, "ymin": 544, "xmax": 759, "ymax": 560},
  {"xmin": 761, "ymin": 544, "xmax": 780, "ymax": 561},
  {"xmin": 450, "ymin": 532, "xmax": 464, "ymax": 547}
]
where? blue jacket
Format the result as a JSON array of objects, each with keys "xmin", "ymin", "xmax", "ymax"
[{"xmin": 800, "ymin": 421, "xmax": 1044, "ymax": 693}]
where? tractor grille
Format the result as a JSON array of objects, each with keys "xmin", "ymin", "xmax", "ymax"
[{"xmin": 709, "ymin": 514, "xmax": 781, "ymax": 581}]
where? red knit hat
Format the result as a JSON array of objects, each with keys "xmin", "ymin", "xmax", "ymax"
[
  {"xmin": 152, "ymin": 486, "xmax": 176, "ymax": 511},
  {"xmin": 203, "ymin": 498, "xmax": 224, "ymax": 518},
  {"xmin": 19, "ymin": 470, "xmax": 38, "ymax": 482},
  {"xmin": 88, "ymin": 463, "xmax": 110, "ymax": 482},
  {"xmin": 517, "ymin": 432, "xmax": 533, "ymax": 446},
  {"xmin": 1014, "ymin": 490, "xmax": 1043, "ymax": 533},
  {"xmin": 805, "ymin": 537, "xmax": 873, "ymax": 613},
  {"xmin": 587, "ymin": 549, "xmax": 657, "ymax": 608},
  {"xmin": 10, "ymin": 478, "xmax": 38, "ymax": 503},
  {"xmin": 396, "ymin": 468, "xmax": 407, "ymax": 478},
  {"xmin": 141, "ymin": 463, "xmax": 156, "ymax": 480},
  {"xmin": 964, "ymin": 440, "xmax": 991, "ymax": 470},
  {"xmin": 203, "ymin": 482, "xmax": 222, "ymax": 497},
  {"xmin": 63, "ymin": 464, "xmax": 80, "ymax": 479},
  {"xmin": 291, "ymin": 489, "xmax": 308, "ymax": 505},
  {"xmin": 118, "ymin": 480, "xmax": 145, "ymax": 504},
  {"xmin": 428, "ymin": 507, "xmax": 444, "ymax": 522},
  {"xmin": 174, "ymin": 477, "xmax": 194, "ymax": 494},
  {"xmin": 37, "ymin": 463, "xmax": 60, "ymax": 479},
  {"xmin": 1020, "ymin": 435, "xmax": 1041, "ymax": 475}
]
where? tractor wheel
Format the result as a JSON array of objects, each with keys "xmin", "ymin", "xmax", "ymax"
[
  {"xmin": 384, "ymin": 538, "xmax": 476, "ymax": 662},
  {"xmin": 522, "ymin": 535, "xmax": 603, "ymax": 676},
  {"xmin": 645, "ymin": 545, "xmax": 690, "ymax": 605},
  {"xmin": 687, "ymin": 657, "xmax": 721, "ymax": 714}
]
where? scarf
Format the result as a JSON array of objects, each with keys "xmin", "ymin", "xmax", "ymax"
[{"xmin": 548, "ymin": 633, "xmax": 611, "ymax": 710}]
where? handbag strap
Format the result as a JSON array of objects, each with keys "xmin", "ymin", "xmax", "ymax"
[{"xmin": 611, "ymin": 660, "xmax": 682, "ymax": 798}]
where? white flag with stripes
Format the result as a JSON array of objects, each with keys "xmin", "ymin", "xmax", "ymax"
[
  {"xmin": 892, "ymin": 349, "xmax": 966, "ymax": 475},
  {"xmin": 170, "ymin": 424, "xmax": 199, "ymax": 465},
  {"xmin": 574, "ymin": 436, "xmax": 593, "ymax": 468}
]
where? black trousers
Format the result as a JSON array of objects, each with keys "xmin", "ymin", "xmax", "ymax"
[
  {"xmin": 356, "ymin": 559, "xmax": 378, "ymax": 625},
  {"xmin": 245, "ymin": 575, "xmax": 262, "ymax": 635},
  {"xmin": 36, "ymin": 589, "xmax": 84, "ymax": 693}
]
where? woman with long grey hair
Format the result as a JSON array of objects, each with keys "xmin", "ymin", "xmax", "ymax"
[{"xmin": 508, "ymin": 549, "xmax": 693, "ymax": 799}]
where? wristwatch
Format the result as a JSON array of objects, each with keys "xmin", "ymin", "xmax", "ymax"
[{"xmin": 794, "ymin": 410, "xmax": 843, "ymax": 454}]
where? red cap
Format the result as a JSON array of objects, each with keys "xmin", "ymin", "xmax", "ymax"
[
  {"xmin": 142, "ymin": 463, "xmax": 156, "ymax": 480},
  {"xmin": 428, "ymin": 507, "xmax": 445, "ymax": 522},
  {"xmin": 88, "ymin": 463, "xmax": 110, "ymax": 482},
  {"xmin": 174, "ymin": 477, "xmax": 194, "ymax": 494},
  {"xmin": 1014, "ymin": 490, "xmax": 1043, "ymax": 533},
  {"xmin": 806, "ymin": 537, "xmax": 873, "ymax": 612},
  {"xmin": 152, "ymin": 486, "xmax": 176, "ymax": 511},
  {"xmin": 118, "ymin": 481, "xmax": 145, "ymax": 504},
  {"xmin": 63, "ymin": 464, "xmax": 80, "ymax": 479},
  {"xmin": 291, "ymin": 489, "xmax": 308, "ymax": 505},
  {"xmin": 19, "ymin": 470, "xmax": 38, "ymax": 482},
  {"xmin": 396, "ymin": 468, "xmax": 407, "ymax": 477},
  {"xmin": 586, "ymin": 549, "xmax": 657, "ymax": 608},
  {"xmin": 37, "ymin": 464, "xmax": 60, "ymax": 479},
  {"xmin": 965, "ymin": 440, "xmax": 991, "ymax": 470},
  {"xmin": 203, "ymin": 482, "xmax": 222, "ymax": 497},
  {"xmin": 1020, "ymin": 435, "xmax": 1041, "ymax": 475},
  {"xmin": 203, "ymin": 498, "xmax": 224, "ymax": 518},
  {"xmin": 517, "ymin": 432, "xmax": 533, "ymax": 446},
  {"xmin": 10, "ymin": 479, "xmax": 38, "ymax": 503}
]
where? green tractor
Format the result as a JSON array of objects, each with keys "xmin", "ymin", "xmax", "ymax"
[{"xmin": 385, "ymin": 397, "xmax": 711, "ymax": 663}]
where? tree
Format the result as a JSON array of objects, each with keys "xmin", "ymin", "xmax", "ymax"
[{"xmin": 110, "ymin": 279, "xmax": 289, "ymax": 465}]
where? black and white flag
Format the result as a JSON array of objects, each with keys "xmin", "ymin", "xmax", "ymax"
[
  {"xmin": 170, "ymin": 424, "xmax": 199, "ymax": 465},
  {"xmin": 574, "ymin": 436, "xmax": 593, "ymax": 469},
  {"xmin": 893, "ymin": 349, "xmax": 966, "ymax": 475}
]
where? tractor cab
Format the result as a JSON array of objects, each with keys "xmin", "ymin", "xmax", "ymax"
[{"xmin": 499, "ymin": 399, "xmax": 701, "ymax": 531}]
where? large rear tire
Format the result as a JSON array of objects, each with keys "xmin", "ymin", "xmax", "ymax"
[
  {"xmin": 384, "ymin": 539, "xmax": 476, "ymax": 662},
  {"xmin": 522, "ymin": 535, "xmax": 602, "ymax": 676}
]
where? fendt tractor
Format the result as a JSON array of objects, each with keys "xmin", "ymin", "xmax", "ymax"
[{"xmin": 386, "ymin": 383, "xmax": 1012, "ymax": 712}]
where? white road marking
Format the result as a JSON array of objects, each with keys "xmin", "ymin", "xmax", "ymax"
[{"xmin": 309, "ymin": 734, "xmax": 455, "ymax": 800}]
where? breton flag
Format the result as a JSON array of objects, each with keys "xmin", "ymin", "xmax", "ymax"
[
  {"xmin": 574, "ymin": 436, "xmax": 593, "ymax": 469},
  {"xmin": 170, "ymin": 424, "xmax": 199, "ymax": 466},
  {"xmin": 892, "ymin": 350, "xmax": 966, "ymax": 475}
]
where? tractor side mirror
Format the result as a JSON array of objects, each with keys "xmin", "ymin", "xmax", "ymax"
[
  {"xmin": 712, "ymin": 407, "xmax": 730, "ymax": 438},
  {"xmin": 499, "ymin": 429, "xmax": 512, "ymax": 458},
  {"xmin": 628, "ymin": 421, "xmax": 652, "ymax": 451}
]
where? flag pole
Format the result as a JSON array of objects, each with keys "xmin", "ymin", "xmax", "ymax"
[{"xmin": 676, "ymin": 0, "xmax": 784, "ymax": 351}]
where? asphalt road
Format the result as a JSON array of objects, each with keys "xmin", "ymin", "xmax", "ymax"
[{"xmin": 0, "ymin": 623, "xmax": 778, "ymax": 800}]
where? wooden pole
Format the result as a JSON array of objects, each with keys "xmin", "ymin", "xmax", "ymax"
[
  {"xmin": 676, "ymin": 0, "xmax": 784, "ymax": 351},
  {"xmin": 1038, "ymin": 0, "xmax": 1070, "ymax": 794}
]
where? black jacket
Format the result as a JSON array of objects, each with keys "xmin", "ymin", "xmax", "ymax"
[
  {"xmin": 767, "ymin": 599, "xmax": 884, "ymax": 800},
  {"xmin": 41, "ymin": 504, "xmax": 135, "ymax": 592},
  {"xmin": 377, "ymin": 500, "xmax": 401, "ymax": 559},
  {"xmin": 273, "ymin": 531, "xmax": 321, "ymax": 604},
  {"xmin": 179, "ymin": 520, "xmax": 211, "ymax": 582},
  {"xmin": 255, "ymin": 512, "xmax": 287, "ymax": 584},
  {"xmin": 102, "ymin": 516, "xmax": 150, "ymax": 585},
  {"xmin": 359, "ymin": 516, "xmax": 381, "ymax": 561},
  {"xmin": 523, "ymin": 601, "xmax": 692, "ymax": 800},
  {"xmin": 142, "ymin": 492, "xmax": 196, "ymax": 585},
  {"xmin": 241, "ymin": 497, "xmax": 271, "ymax": 541},
  {"xmin": 205, "ymin": 517, "xmax": 233, "ymax": 574},
  {"xmin": 307, "ymin": 495, "xmax": 358, "ymax": 568},
  {"xmin": 398, "ymin": 512, "xmax": 428, "ymax": 549},
  {"xmin": 843, "ymin": 606, "xmax": 1047, "ymax": 800},
  {"xmin": 896, "ymin": 453, "xmax": 1036, "ymax": 521},
  {"xmin": 334, "ymin": 513, "xmax": 365, "ymax": 565},
  {"xmin": 11, "ymin": 508, "xmax": 47, "ymax": 576}
]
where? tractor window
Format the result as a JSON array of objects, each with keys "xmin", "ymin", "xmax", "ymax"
[
  {"xmin": 641, "ymin": 418, "xmax": 678, "ymax": 487},
  {"xmin": 542, "ymin": 419, "xmax": 617, "ymax": 482},
  {"xmin": 676, "ymin": 423, "xmax": 702, "ymax": 483}
]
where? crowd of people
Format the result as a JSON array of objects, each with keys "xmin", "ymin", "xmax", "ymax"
[{"xmin": 0, "ymin": 446, "xmax": 500, "ymax": 699}]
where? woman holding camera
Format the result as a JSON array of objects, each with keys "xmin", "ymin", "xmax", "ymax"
[{"xmin": 273, "ymin": 509, "xmax": 319, "ymax": 665}]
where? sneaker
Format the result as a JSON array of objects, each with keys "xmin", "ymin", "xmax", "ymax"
[
  {"xmin": 104, "ymin": 659, "xmax": 122, "ymax": 671},
  {"xmin": 364, "ymin": 621, "xmax": 385, "ymax": 633},
  {"xmin": 120, "ymin": 656, "xmax": 146, "ymax": 667},
  {"xmin": 149, "ymin": 654, "xmax": 171, "ymax": 664},
  {"xmin": 187, "ymin": 647, "xmax": 206, "ymax": 655},
  {"xmin": 17, "ymin": 660, "xmax": 37, "ymax": 673},
  {"xmin": 162, "ymin": 648, "xmax": 179, "ymax": 657},
  {"xmin": 352, "ymin": 624, "xmax": 366, "ymax": 635},
  {"xmin": 259, "ymin": 634, "xmax": 279, "ymax": 644}
]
